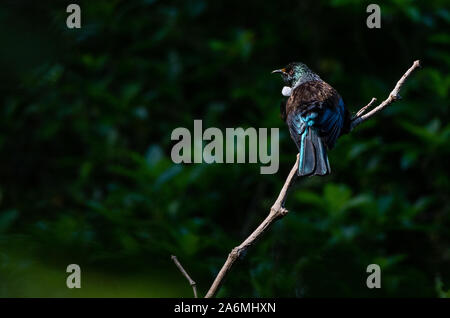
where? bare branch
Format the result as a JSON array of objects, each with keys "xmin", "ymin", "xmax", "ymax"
[
  {"xmin": 351, "ymin": 60, "xmax": 421, "ymax": 130},
  {"xmin": 204, "ymin": 155, "xmax": 299, "ymax": 298},
  {"xmin": 171, "ymin": 255, "xmax": 198, "ymax": 298},
  {"xmin": 202, "ymin": 60, "xmax": 421, "ymax": 298},
  {"xmin": 356, "ymin": 97, "xmax": 377, "ymax": 117}
]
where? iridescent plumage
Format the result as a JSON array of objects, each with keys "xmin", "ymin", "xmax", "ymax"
[{"xmin": 273, "ymin": 62, "xmax": 351, "ymax": 176}]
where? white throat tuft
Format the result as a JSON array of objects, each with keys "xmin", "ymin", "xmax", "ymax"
[
  {"xmin": 281, "ymin": 86, "xmax": 292, "ymax": 96},
  {"xmin": 281, "ymin": 73, "xmax": 321, "ymax": 97}
]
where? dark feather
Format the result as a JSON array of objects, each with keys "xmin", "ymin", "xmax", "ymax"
[
  {"xmin": 302, "ymin": 128, "xmax": 316, "ymax": 175},
  {"xmin": 284, "ymin": 80, "xmax": 349, "ymax": 176},
  {"xmin": 286, "ymin": 80, "xmax": 350, "ymax": 150}
]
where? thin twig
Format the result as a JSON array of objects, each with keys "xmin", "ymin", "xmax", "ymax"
[
  {"xmin": 351, "ymin": 60, "xmax": 421, "ymax": 130},
  {"xmin": 203, "ymin": 60, "xmax": 421, "ymax": 298},
  {"xmin": 204, "ymin": 155, "xmax": 299, "ymax": 298},
  {"xmin": 171, "ymin": 255, "xmax": 198, "ymax": 298},
  {"xmin": 356, "ymin": 97, "xmax": 377, "ymax": 117}
]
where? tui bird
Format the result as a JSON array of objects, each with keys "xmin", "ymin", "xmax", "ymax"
[{"xmin": 272, "ymin": 62, "xmax": 351, "ymax": 176}]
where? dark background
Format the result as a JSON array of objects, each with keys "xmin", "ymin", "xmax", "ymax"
[{"xmin": 0, "ymin": 0, "xmax": 449, "ymax": 297}]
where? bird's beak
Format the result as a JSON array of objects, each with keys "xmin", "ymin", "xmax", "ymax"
[{"xmin": 271, "ymin": 68, "xmax": 286, "ymax": 74}]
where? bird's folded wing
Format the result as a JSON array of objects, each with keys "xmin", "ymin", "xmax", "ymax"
[
  {"xmin": 287, "ymin": 110, "xmax": 307, "ymax": 150},
  {"xmin": 286, "ymin": 80, "xmax": 345, "ymax": 149}
]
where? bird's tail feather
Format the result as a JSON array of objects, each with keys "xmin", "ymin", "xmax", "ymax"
[{"xmin": 298, "ymin": 128, "xmax": 331, "ymax": 176}]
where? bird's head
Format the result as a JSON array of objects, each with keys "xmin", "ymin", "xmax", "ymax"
[{"xmin": 272, "ymin": 62, "xmax": 314, "ymax": 87}]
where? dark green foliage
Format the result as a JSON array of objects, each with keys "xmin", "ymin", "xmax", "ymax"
[{"xmin": 0, "ymin": 0, "xmax": 448, "ymax": 297}]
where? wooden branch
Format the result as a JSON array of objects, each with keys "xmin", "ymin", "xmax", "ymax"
[
  {"xmin": 171, "ymin": 255, "xmax": 198, "ymax": 298},
  {"xmin": 202, "ymin": 60, "xmax": 421, "ymax": 298},
  {"xmin": 351, "ymin": 60, "xmax": 421, "ymax": 130},
  {"xmin": 204, "ymin": 155, "xmax": 299, "ymax": 298},
  {"xmin": 356, "ymin": 97, "xmax": 377, "ymax": 117}
]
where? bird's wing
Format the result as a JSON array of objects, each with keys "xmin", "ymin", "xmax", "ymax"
[
  {"xmin": 316, "ymin": 98, "xmax": 346, "ymax": 149},
  {"xmin": 286, "ymin": 80, "xmax": 346, "ymax": 149},
  {"xmin": 286, "ymin": 109, "xmax": 307, "ymax": 149}
]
